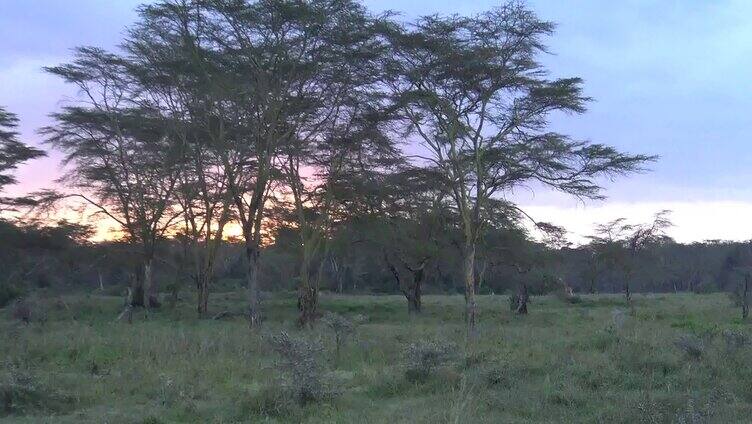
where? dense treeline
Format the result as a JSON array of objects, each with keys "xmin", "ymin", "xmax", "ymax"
[{"xmin": 3, "ymin": 215, "xmax": 751, "ymax": 308}]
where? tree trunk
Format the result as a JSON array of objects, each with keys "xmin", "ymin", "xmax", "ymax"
[
  {"xmin": 297, "ymin": 254, "xmax": 319, "ymax": 327},
  {"xmin": 462, "ymin": 243, "xmax": 478, "ymax": 340},
  {"xmin": 130, "ymin": 265, "xmax": 145, "ymax": 307},
  {"xmin": 197, "ymin": 272, "xmax": 210, "ymax": 317},
  {"xmin": 385, "ymin": 254, "xmax": 424, "ymax": 315},
  {"xmin": 298, "ymin": 283, "xmax": 318, "ymax": 327},
  {"xmin": 515, "ymin": 282, "xmax": 529, "ymax": 315},
  {"xmin": 743, "ymin": 275, "xmax": 749, "ymax": 320},
  {"xmin": 408, "ymin": 266, "xmax": 424, "ymax": 314},
  {"xmin": 624, "ymin": 280, "xmax": 631, "ymax": 303},
  {"xmin": 144, "ymin": 259, "xmax": 160, "ymax": 308},
  {"xmin": 246, "ymin": 241, "xmax": 262, "ymax": 327}
]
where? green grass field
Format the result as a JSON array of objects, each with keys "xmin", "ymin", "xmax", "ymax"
[{"xmin": 2, "ymin": 292, "xmax": 752, "ymax": 423}]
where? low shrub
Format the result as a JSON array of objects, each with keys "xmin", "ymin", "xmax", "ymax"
[
  {"xmin": 103, "ymin": 284, "xmax": 127, "ymax": 297},
  {"xmin": 722, "ymin": 329, "xmax": 749, "ymax": 353},
  {"xmin": 321, "ymin": 312, "xmax": 362, "ymax": 360},
  {"xmin": 674, "ymin": 334, "xmax": 704, "ymax": 359},
  {"xmin": 402, "ymin": 340, "xmax": 457, "ymax": 382},
  {"xmin": 0, "ymin": 362, "xmax": 71, "ymax": 416},
  {"xmin": 270, "ymin": 331, "xmax": 337, "ymax": 405},
  {"xmin": 9, "ymin": 299, "xmax": 47, "ymax": 324}
]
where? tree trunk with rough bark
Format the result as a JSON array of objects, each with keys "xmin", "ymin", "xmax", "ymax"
[
  {"xmin": 386, "ymin": 254, "xmax": 425, "ymax": 315},
  {"xmin": 408, "ymin": 265, "xmax": 424, "ymax": 314},
  {"xmin": 130, "ymin": 265, "xmax": 145, "ymax": 307},
  {"xmin": 624, "ymin": 280, "xmax": 631, "ymax": 303},
  {"xmin": 246, "ymin": 241, "xmax": 262, "ymax": 327},
  {"xmin": 197, "ymin": 271, "xmax": 210, "ymax": 317},
  {"xmin": 298, "ymin": 283, "xmax": 318, "ymax": 327},
  {"xmin": 144, "ymin": 259, "xmax": 160, "ymax": 308},
  {"xmin": 515, "ymin": 282, "xmax": 529, "ymax": 315},
  {"xmin": 462, "ymin": 243, "xmax": 478, "ymax": 340},
  {"xmin": 297, "ymin": 249, "xmax": 319, "ymax": 327},
  {"xmin": 406, "ymin": 292, "xmax": 420, "ymax": 314}
]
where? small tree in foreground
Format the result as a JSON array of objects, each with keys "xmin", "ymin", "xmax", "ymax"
[{"xmin": 270, "ymin": 332, "xmax": 337, "ymax": 404}]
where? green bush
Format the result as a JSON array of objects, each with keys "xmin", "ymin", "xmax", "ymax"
[
  {"xmin": 270, "ymin": 332, "xmax": 338, "ymax": 405},
  {"xmin": 402, "ymin": 340, "xmax": 457, "ymax": 382}
]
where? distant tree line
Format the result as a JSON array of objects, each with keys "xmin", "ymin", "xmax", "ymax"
[{"xmin": 4, "ymin": 214, "xmax": 752, "ymax": 309}]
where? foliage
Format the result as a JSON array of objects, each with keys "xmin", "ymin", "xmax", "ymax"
[
  {"xmin": 721, "ymin": 329, "xmax": 749, "ymax": 353},
  {"xmin": 0, "ymin": 293, "xmax": 751, "ymax": 421},
  {"xmin": 0, "ymin": 106, "xmax": 45, "ymax": 210},
  {"xmin": 321, "ymin": 312, "xmax": 366, "ymax": 360},
  {"xmin": 1, "ymin": 361, "xmax": 71, "ymax": 417},
  {"xmin": 402, "ymin": 340, "xmax": 458, "ymax": 382},
  {"xmin": 674, "ymin": 334, "xmax": 704, "ymax": 359},
  {"xmin": 270, "ymin": 331, "xmax": 337, "ymax": 405}
]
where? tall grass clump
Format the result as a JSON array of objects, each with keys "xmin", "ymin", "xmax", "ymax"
[{"xmin": 1, "ymin": 362, "xmax": 71, "ymax": 416}]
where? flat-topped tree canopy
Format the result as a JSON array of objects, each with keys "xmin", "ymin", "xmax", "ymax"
[
  {"xmin": 383, "ymin": 1, "xmax": 656, "ymax": 337},
  {"xmin": 0, "ymin": 106, "xmax": 46, "ymax": 210}
]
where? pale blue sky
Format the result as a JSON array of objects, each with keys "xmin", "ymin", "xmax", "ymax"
[{"xmin": 3, "ymin": 0, "xmax": 752, "ymax": 242}]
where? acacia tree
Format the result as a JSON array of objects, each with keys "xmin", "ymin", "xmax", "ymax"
[
  {"xmin": 375, "ymin": 169, "xmax": 453, "ymax": 314},
  {"xmin": 276, "ymin": 4, "xmax": 395, "ymax": 325},
  {"xmin": 126, "ymin": 1, "xmax": 238, "ymax": 316},
  {"xmin": 42, "ymin": 48, "xmax": 182, "ymax": 308},
  {"xmin": 199, "ymin": 0, "xmax": 337, "ymax": 326},
  {"xmin": 381, "ymin": 208, "xmax": 446, "ymax": 314},
  {"xmin": 0, "ymin": 107, "xmax": 46, "ymax": 210},
  {"xmin": 386, "ymin": 3, "xmax": 653, "ymax": 337},
  {"xmin": 280, "ymin": 92, "xmax": 404, "ymax": 323},
  {"xmin": 588, "ymin": 210, "xmax": 673, "ymax": 303},
  {"xmin": 203, "ymin": 0, "xmax": 396, "ymax": 326}
]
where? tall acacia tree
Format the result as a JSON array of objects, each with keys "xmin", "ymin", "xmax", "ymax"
[
  {"xmin": 42, "ymin": 48, "xmax": 182, "ymax": 308},
  {"xmin": 386, "ymin": 3, "xmax": 654, "ymax": 338},
  {"xmin": 342, "ymin": 165, "xmax": 457, "ymax": 315},
  {"xmin": 204, "ymin": 0, "xmax": 398, "ymax": 325},
  {"xmin": 203, "ymin": 0, "xmax": 322, "ymax": 326},
  {"xmin": 379, "ymin": 173, "xmax": 452, "ymax": 315},
  {"xmin": 273, "ymin": 1, "xmax": 396, "ymax": 325},
  {"xmin": 126, "ymin": 0, "xmax": 238, "ymax": 316},
  {"xmin": 282, "ymin": 111, "xmax": 400, "ymax": 326},
  {"xmin": 0, "ymin": 107, "xmax": 46, "ymax": 210}
]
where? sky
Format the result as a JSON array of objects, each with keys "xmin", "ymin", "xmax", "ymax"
[{"xmin": 2, "ymin": 0, "xmax": 752, "ymax": 243}]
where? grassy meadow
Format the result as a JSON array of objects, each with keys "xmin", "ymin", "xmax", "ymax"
[{"xmin": 2, "ymin": 292, "xmax": 752, "ymax": 423}]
